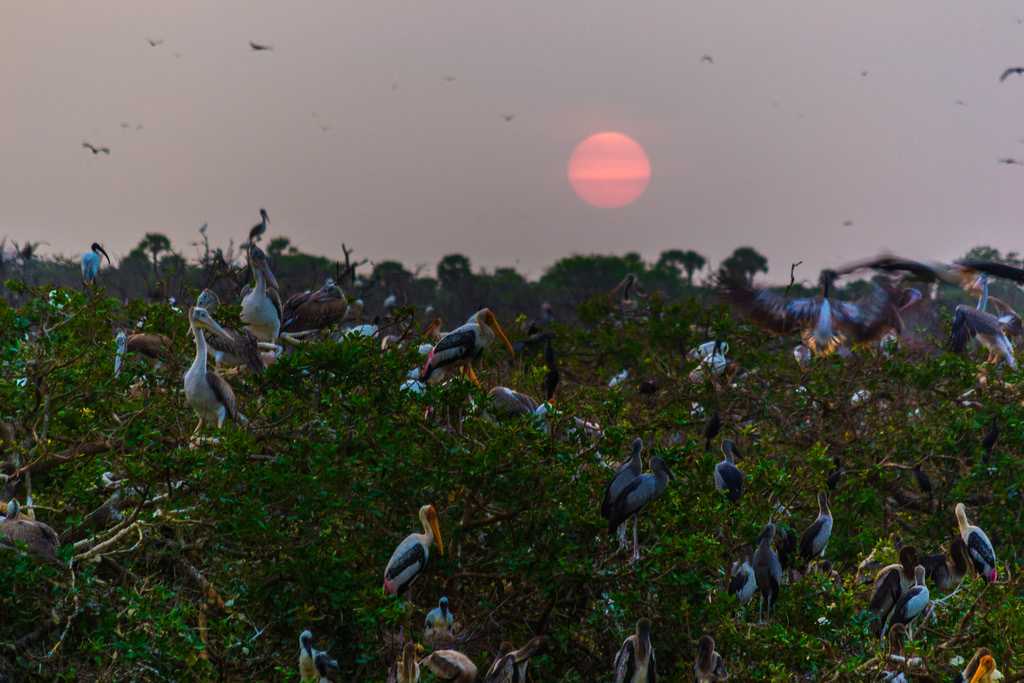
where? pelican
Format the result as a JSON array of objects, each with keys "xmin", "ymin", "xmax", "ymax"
[
  {"xmin": 249, "ymin": 208, "xmax": 269, "ymax": 243},
  {"xmin": 921, "ymin": 537, "xmax": 969, "ymax": 592},
  {"xmin": 397, "ymin": 642, "xmax": 420, "ymax": 683},
  {"xmin": 81, "ymin": 243, "xmax": 111, "ymax": 286},
  {"xmin": 298, "ymin": 630, "xmax": 338, "ymax": 682},
  {"xmin": 0, "ymin": 499, "xmax": 61, "ymax": 565},
  {"xmin": 483, "ymin": 637, "xmax": 543, "ymax": 683},
  {"xmin": 383, "ymin": 504, "xmax": 444, "ymax": 596},
  {"xmin": 693, "ymin": 634, "xmax": 728, "ymax": 682},
  {"xmin": 868, "ymin": 546, "xmax": 918, "ymax": 636},
  {"xmin": 613, "ymin": 618, "xmax": 656, "ymax": 683},
  {"xmin": 728, "ymin": 556, "xmax": 756, "ymax": 604},
  {"xmin": 723, "ymin": 270, "xmax": 900, "ymax": 356},
  {"xmin": 424, "ymin": 596, "xmax": 455, "ymax": 646},
  {"xmin": 752, "ymin": 523, "xmax": 782, "ymax": 622},
  {"xmin": 881, "ymin": 565, "xmax": 929, "ymax": 638},
  {"xmin": 240, "ymin": 246, "xmax": 283, "ymax": 342},
  {"xmin": 184, "ymin": 307, "xmax": 245, "ymax": 435},
  {"xmin": 600, "ymin": 438, "xmax": 644, "ymax": 548},
  {"xmin": 114, "ymin": 330, "xmax": 173, "ymax": 377},
  {"xmin": 955, "ymin": 503, "xmax": 997, "ymax": 582},
  {"xmin": 799, "ymin": 492, "xmax": 833, "ymax": 565},
  {"xmin": 714, "ymin": 439, "xmax": 744, "ymax": 503},
  {"xmin": 196, "ymin": 288, "xmax": 220, "ymax": 311},
  {"xmin": 420, "ymin": 650, "xmax": 477, "ymax": 683},
  {"xmin": 422, "ymin": 308, "xmax": 515, "ymax": 385},
  {"xmin": 605, "ymin": 456, "xmax": 673, "ymax": 563},
  {"xmin": 203, "ymin": 316, "xmax": 273, "ymax": 372},
  {"xmin": 282, "ymin": 278, "xmax": 348, "ymax": 334}
]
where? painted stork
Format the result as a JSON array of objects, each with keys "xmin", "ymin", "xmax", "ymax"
[
  {"xmin": 114, "ymin": 330, "xmax": 173, "ymax": 377},
  {"xmin": 728, "ymin": 556, "xmax": 756, "ymax": 604},
  {"xmin": 282, "ymin": 278, "xmax": 348, "ymax": 334},
  {"xmin": 693, "ymin": 634, "xmax": 728, "ymax": 682},
  {"xmin": 921, "ymin": 537, "xmax": 969, "ymax": 592},
  {"xmin": 714, "ymin": 439, "xmax": 744, "ymax": 502},
  {"xmin": 484, "ymin": 637, "xmax": 543, "ymax": 683},
  {"xmin": 298, "ymin": 630, "xmax": 338, "ymax": 682},
  {"xmin": 605, "ymin": 456, "xmax": 673, "ymax": 563},
  {"xmin": 723, "ymin": 269, "xmax": 900, "ymax": 356},
  {"xmin": 799, "ymin": 491, "xmax": 833, "ymax": 565},
  {"xmin": 240, "ymin": 246, "xmax": 283, "ymax": 342},
  {"xmin": 81, "ymin": 243, "xmax": 111, "ymax": 286},
  {"xmin": 424, "ymin": 596, "xmax": 455, "ymax": 646},
  {"xmin": 0, "ymin": 499, "xmax": 61, "ymax": 565},
  {"xmin": 420, "ymin": 650, "xmax": 477, "ymax": 683},
  {"xmin": 955, "ymin": 503, "xmax": 997, "ymax": 582},
  {"xmin": 956, "ymin": 649, "xmax": 1003, "ymax": 683},
  {"xmin": 753, "ymin": 522, "xmax": 782, "ymax": 622},
  {"xmin": 249, "ymin": 208, "xmax": 269, "ymax": 244},
  {"xmin": 868, "ymin": 546, "xmax": 918, "ymax": 635},
  {"xmin": 184, "ymin": 307, "xmax": 245, "ymax": 435},
  {"xmin": 397, "ymin": 642, "xmax": 420, "ymax": 683},
  {"xmin": 881, "ymin": 565, "xmax": 929, "ymax": 638},
  {"xmin": 383, "ymin": 504, "xmax": 444, "ymax": 596},
  {"xmin": 421, "ymin": 308, "xmax": 515, "ymax": 385},
  {"xmin": 613, "ymin": 619, "xmax": 656, "ymax": 683}
]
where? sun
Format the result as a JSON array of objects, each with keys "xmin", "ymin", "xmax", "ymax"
[{"xmin": 567, "ymin": 132, "xmax": 651, "ymax": 208}]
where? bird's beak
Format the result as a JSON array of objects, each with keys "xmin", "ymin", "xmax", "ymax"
[
  {"xmin": 203, "ymin": 316, "xmax": 231, "ymax": 340},
  {"xmin": 488, "ymin": 317, "xmax": 515, "ymax": 358},
  {"xmin": 98, "ymin": 246, "xmax": 111, "ymax": 264},
  {"xmin": 430, "ymin": 514, "xmax": 445, "ymax": 556}
]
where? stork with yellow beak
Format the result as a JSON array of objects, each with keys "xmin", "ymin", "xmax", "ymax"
[
  {"xmin": 383, "ymin": 504, "xmax": 444, "ymax": 596},
  {"xmin": 422, "ymin": 308, "xmax": 514, "ymax": 386}
]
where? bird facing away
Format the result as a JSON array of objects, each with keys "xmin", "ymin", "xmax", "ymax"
[
  {"xmin": 613, "ymin": 619, "xmax": 656, "ymax": 683},
  {"xmin": 383, "ymin": 504, "xmax": 444, "ymax": 596},
  {"xmin": 999, "ymin": 67, "xmax": 1024, "ymax": 82},
  {"xmin": 249, "ymin": 41, "xmax": 273, "ymax": 51},
  {"xmin": 420, "ymin": 650, "xmax": 477, "ymax": 683},
  {"xmin": 397, "ymin": 641, "xmax": 420, "ymax": 683},
  {"xmin": 752, "ymin": 522, "xmax": 782, "ymax": 622},
  {"xmin": 868, "ymin": 546, "xmax": 918, "ymax": 635},
  {"xmin": 714, "ymin": 439, "xmax": 744, "ymax": 502},
  {"xmin": 82, "ymin": 142, "xmax": 110, "ymax": 155},
  {"xmin": 0, "ymin": 499, "xmax": 61, "ymax": 565},
  {"xmin": 799, "ymin": 491, "xmax": 833, "ymax": 564},
  {"xmin": 703, "ymin": 412, "xmax": 721, "ymax": 451},
  {"xmin": 881, "ymin": 565, "xmax": 929, "ymax": 638},
  {"xmin": 484, "ymin": 637, "xmax": 543, "ymax": 683},
  {"xmin": 921, "ymin": 537, "xmax": 969, "ymax": 592},
  {"xmin": 298, "ymin": 630, "xmax": 338, "ymax": 682},
  {"xmin": 693, "ymin": 634, "xmax": 728, "ymax": 682},
  {"xmin": 81, "ymin": 242, "xmax": 111, "ymax": 286},
  {"xmin": 955, "ymin": 503, "xmax": 997, "ymax": 582}
]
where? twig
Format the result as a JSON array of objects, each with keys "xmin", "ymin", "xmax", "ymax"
[{"xmin": 784, "ymin": 261, "xmax": 803, "ymax": 297}]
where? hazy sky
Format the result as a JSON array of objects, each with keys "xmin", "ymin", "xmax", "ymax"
[{"xmin": 4, "ymin": 1, "xmax": 1024, "ymax": 283}]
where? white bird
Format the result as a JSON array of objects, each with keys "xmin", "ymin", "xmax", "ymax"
[
  {"xmin": 421, "ymin": 308, "xmax": 514, "ymax": 386},
  {"xmin": 881, "ymin": 565, "xmax": 929, "ymax": 638},
  {"xmin": 240, "ymin": 246, "xmax": 282, "ymax": 342},
  {"xmin": 955, "ymin": 503, "xmax": 997, "ymax": 582},
  {"xmin": 184, "ymin": 307, "xmax": 245, "ymax": 436},
  {"xmin": 298, "ymin": 630, "xmax": 338, "ymax": 682},
  {"xmin": 613, "ymin": 619, "xmax": 656, "ymax": 683},
  {"xmin": 383, "ymin": 504, "xmax": 444, "ymax": 596}
]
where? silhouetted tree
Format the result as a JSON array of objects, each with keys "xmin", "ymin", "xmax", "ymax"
[
  {"xmin": 720, "ymin": 246, "xmax": 768, "ymax": 286},
  {"xmin": 656, "ymin": 249, "xmax": 706, "ymax": 285},
  {"xmin": 437, "ymin": 254, "xmax": 473, "ymax": 291}
]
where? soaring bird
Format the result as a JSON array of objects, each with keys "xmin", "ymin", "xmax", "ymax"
[
  {"xmin": 421, "ymin": 309, "xmax": 515, "ymax": 385},
  {"xmin": 397, "ymin": 642, "xmax": 421, "ymax": 683},
  {"xmin": 501, "ymin": 114, "xmax": 516, "ymax": 122},
  {"xmin": 999, "ymin": 66, "xmax": 1024, "ymax": 82},
  {"xmin": 0, "ymin": 499, "xmax": 61, "ymax": 565},
  {"xmin": 484, "ymin": 637, "xmax": 543, "ymax": 683},
  {"xmin": 424, "ymin": 596, "xmax": 455, "ymax": 646},
  {"xmin": 955, "ymin": 503, "xmax": 997, "ymax": 582},
  {"xmin": 298, "ymin": 631, "xmax": 338, "ymax": 682},
  {"xmin": 881, "ymin": 565, "xmax": 929, "ymax": 638},
  {"xmin": 605, "ymin": 456, "xmax": 673, "ymax": 563},
  {"xmin": 421, "ymin": 650, "xmax": 477, "ymax": 683},
  {"xmin": 82, "ymin": 142, "xmax": 110, "ymax": 155},
  {"xmin": 184, "ymin": 307, "xmax": 244, "ymax": 435},
  {"xmin": 249, "ymin": 41, "xmax": 273, "ymax": 51},
  {"xmin": 281, "ymin": 278, "xmax": 348, "ymax": 334},
  {"xmin": 752, "ymin": 522, "xmax": 782, "ymax": 622},
  {"xmin": 728, "ymin": 555, "xmax": 757, "ymax": 604},
  {"xmin": 114, "ymin": 330, "xmax": 173, "ymax": 377},
  {"xmin": 714, "ymin": 439, "xmax": 744, "ymax": 503},
  {"xmin": 613, "ymin": 619, "xmax": 656, "ymax": 683},
  {"xmin": 693, "ymin": 634, "xmax": 728, "ymax": 682},
  {"xmin": 701, "ymin": 54, "xmax": 714, "ymax": 63},
  {"xmin": 799, "ymin": 492, "xmax": 833, "ymax": 565},
  {"xmin": 921, "ymin": 537, "xmax": 969, "ymax": 592},
  {"xmin": 146, "ymin": 38, "xmax": 164, "ymax": 47},
  {"xmin": 81, "ymin": 242, "xmax": 111, "ymax": 285},
  {"xmin": 240, "ymin": 246, "xmax": 283, "ymax": 342},
  {"xmin": 249, "ymin": 208, "xmax": 270, "ymax": 244},
  {"xmin": 383, "ymin": 504, "xmax": 444, "ymax": 596},
  {"xmin": 868, "ymin": 546, "xmax": 918, "ymax": 636}
]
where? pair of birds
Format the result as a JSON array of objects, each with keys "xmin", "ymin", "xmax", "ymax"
[
  {"xmin": 394, "ymin": 638, "xmax": 542, "ymax": 683},
  {"xmin": 611, "ymin": 620, "xmax": 726, "ymax": 683},
  {"xmin": 600, "ymin": 438, "xmax": 674, "ymax": 563}
]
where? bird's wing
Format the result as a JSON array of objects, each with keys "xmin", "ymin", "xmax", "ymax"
[
  {"xmin": 967, "ymin": 530, "xmax": 996, "ymax": 570},
  {"xmin": 727, "ymin": 570, "xmax": 748, "ymax": 595},
  {"xmin": 126, "ymin": 334, "xmax": 172, "ymax": 361},
  {"xmin": 799, "ymin": 519, "xmax": 822, "ymax": 559},
  {"xmin": 868, "ymin": 567, "xmax": 902, "ymax": 614},
  {"xmin": 484, "ymin": 654, "xmax": 514, "ymax": 683},
  {"xmin": 722, "ymin": 283, "xmax": 819, "ymax": 334},
  {"xmin": 385, "ymin": 536, "xmax": 427, "ymax": 582},
  {"xmin": 205, "ymin": 371, "xmax": 239, "ymax": 420},
  {"xmin": 607, "ymin": 475, "xmax": 655, "ymax": 530},
  {"xmin": 283, "ymin": 293, "xmax": 348, "ymax": 333},
  {"xmin": 1001, "ymin": 67, "xmax": 1024, "ymax": 81},
  {"xmin": 422, "ymin": 652, "xmax": 470, "ymax": 679},
  {"xmin": 832, "ymin": 285, "xmax": 900, "ymax": 342},
  {"xmin": 956, "ymin": 259, "xmax": 1024, "ymax": 284},
  {"xmin": 648, "ymin": 646, "xmax": 657, "ymax": 683},
  {"xmin": 950, "ymin": 307, "xmax": 1004, "ymax": 352},
  {"xmin": 601, "ymin": 460, "xmax": 641, "ymax": 518},
  {"xmin": 715, "ymin": 463, "xmax": 744, "ymax": 500},
  {"xmin": 613, "ymin": 639, "xmax": 635, "ymax": 683},
  {"xmin": 427, "ymin": 328, "xmax": 477, "ymax": 368}
]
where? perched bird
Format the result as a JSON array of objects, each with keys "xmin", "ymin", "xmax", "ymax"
[
  {"xmin": 184, "ymin": 307, "xmax": 244, "ymax": 435},
  {"xmin": 955, "ymin": 649, "xmax": 1003, "ymax": 683},
  {"xmin": 868, "ymin": 546, "xmax": 919, "ymax": 636},
  {"xmin": 249, "ymin": 41, "xmax": 273, "ymax": 51},
  {"xmin": 81, "ymin": 242, "xmax": 111, "ymax": 285},
  {"xmin": 281, "ymin": 278, "xmax": 348, "ymax": 334},
  {"xmin": 249, "ymin": 208, "xmax": 270, "ymax": 244},
  {"xmin": 613, "ymin": 619, "xmax": 656, "ymax": 683},
  {"xmin": 298, "ymin": 630, "xmax": 338, "ymax": 682},
  {"xmin": 826, "ymin": 457, "xmax": 844, "ymax": 491},
  {"xmin": 999, "ymin": 66, "xmax": 1024, "ymax": 82},
  {"xmin": 753, "ymin": 523, "xmax": 783, "ymax": 622},
  {"xmin": 982, "ymin": 417, "xmax": 998, "ymax": 462},
  {"xmin": 775, "ymin": 525, "xmax": 799, "ymax": 577},
  {"xmin": 921, "ymin": 537, "xmax": 969, "ymax": 592},
  {"xmin": 693, "ymin": 634, "xmax": 728, "ymax": 682},
  {"xmin": 397, "ymin": 642, "xmax": 420, "ymax": 683},
  {"xmin": 0, "ymin": 499, "xmax": 61, "ymax": 565},
  {"xmin": 200, "ymin": 309, "xmax": 269, "ymax": 373},
  {"xmin": 955, "ymin": 503, "xmax": 997, "ymax": 582},
  {"xmin": 383, "ymin": 504, "xmax": 444, "ymax": 596},
  {"xmin": 114, "ymin": 330, "xmax": 173, "ymax": 377},
  {"xmin": 703, "ymin": 412, "xmax": 721, "ymax": 451},
  {"xmin": 421, "ymin": 309, "xmax": 515, "ymax": 386},
  {"xmin": 605, "ymin": 457, "xmax": 673, "ymax": 563},
  {"xmin": 799, "ymin": 492, "xmax": 833, "ymax": 564},
  {"xmin": 881, "ymin": 565, "xmax": 929, "ymax": 638},
  {"xmin": 240, "ymin": 246, "xmax": 283, "ymax": 342},
  {"xmin": 196, "ymin": 288, "xmax": 220, "ymax": 312},
  {"xmin": 601, "ymin": 438, "xmax": 644, "ymax": 519},
  {"xmin": 82, "ymin": 142, "xmax": 110, "ymax": 155},
  {"xmin": 728, "ymin": 556, "xmax": 756, "ymax": 604},
  {"xmin": 424, "ymin": 596, "xmax": 455, "ymax": 645},
  {"xmin": 912, "ymin": 463, "xmax": 932, "ymax": 499},
  {"xmin": 611, "ymin": 274, "xmax": 645, "ymax": 314},
  {"xmin": 421, "ymin": 650, "xmax": 477, "ymax": 683},
  {"xmin": 484, "ymin": 637, "xmax": 543, "ymax": 683},
  {"xmin": 714, "ymin": 439, "xmax": 744, "ymax": 502},
  {"xmin": 949, "ymin": 274, "xmax": 1017, "ymax": 369}
]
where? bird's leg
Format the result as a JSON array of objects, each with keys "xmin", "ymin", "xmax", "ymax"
[
  {"xmin": 191, "ymin": 418, "xmax": 204, "ymax": 438},
  {"xmin": 616, "ymin": 522, "xmax": 628, "ymax": 550},
  {"xmin": 631, "ymin": 516, "xmax": 640, "ymax": 564},
  {"xmin": 466, "ymin": 365, "xmax": 481, "ymax": 387}
]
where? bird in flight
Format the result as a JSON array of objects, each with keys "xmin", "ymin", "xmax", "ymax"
[
  {"xmin": 120, "ymin": 122, "xmax": 131, "ymax": 129},
  {"xmin": 501, "ymin": 114, "xmax": 515, "ymax": 122},
  {"xmin": 146, "ymin": 38, "xmax": 164, "ymax": 47},
  {"xmin": 249, "ymin": 41, "xmax": 273, "ymax": 51},
  {"xmin": 955, "ymin": 99, "xmax": 967, "ymax": 106},
  {"xmin": 1000, "ymin": 67, "xmax": 1024, "ymax": 82},
  {"xmin": 842, "ymin": 220, "xmax": 854, "ymax": 227},
  {"xmin": 442, "ymin": 75, "xmax": 456, "ymax": 82},
  {"xmin": 861, "ymin": 70, "xmax": 869, "ymax": 77},
  {"xmin": 319, "ymin": 124, "xmax": 331, "ymax": 132},
  {"xmin": 82, "ymin": 142, "xmax": 110, "ymax": 155},
  {"xmin": 701, "ymin": 54, "xmax": 714, "ymax": 64},
  {"xmin": 998, "ymin": 157, "xmax": 1023, "ymax": 165}
]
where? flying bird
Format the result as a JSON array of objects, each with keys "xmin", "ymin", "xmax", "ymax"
[
  {"xmin": 701, "ymin": 54, "xmax": 714, "ymax": 64},
  {"xmin": 249, "ymin": 41, "xmax": 273, "ymax": 51},
  {"xmin": 860, "ymin": 70, "xmax": 869, "ymax": 77},
  {"xmin": 442, "ymin": 75, "xmax": 457, "ymax": 82},
  {"xmin": 842, "ymin": 220, "xmax": 854, "ymax": 227},
  {"xmin": 146, "ymin": 38, "xmax": 164, "ymax": 47},
  {"xmin": 82, "ymin": 142, "xmax": 110, "ymax": 155},
  {"xmin": 501, "ymin": 114, "xmax": 516, "ymax": 122},
  {"xmin": 998, "ymin": 157, "xmax": 1023, "ymax": 165},
  {"xmin": 955, "ymin": 99, "xmax": 967, "ymax": 106},
  {"xmin": 999, "ymin": 67, "xmax": 1024, "ymax": 82}
]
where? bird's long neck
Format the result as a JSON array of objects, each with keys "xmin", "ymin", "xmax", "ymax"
[
  {"xmin": 254, "ymin": 266, "xmax": 266, "ymax": 296},
  {"xmin": 977, "ymin": 278, "xmax": 990, "ymax": 312},
  {"xmin": 191, "ymin": 324, "xmax": 208, "ymax": 374},
  {"xmin": 419, "ymin": 512, "xmax": 434, "ymax": 544},
  {"xmin": 819, "ymin": 496, "xmax": 830, "ymax": 518},
  {"xmin": 955, "ymin": 506, "xmax": 969, "ymax": 534}
]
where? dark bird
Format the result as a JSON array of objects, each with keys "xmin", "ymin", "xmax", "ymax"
[
  {"xmin": 921, "ymin": 537, "xmax": 969, "ymax": 592},
  {"xmin": 999, "ymin": 67, "xmax": 1024, "ymax": 82},
  {"xmin": 868, "ymin": 546, "xmax": 918, "ymax": 636},
  {"xmin": 442, "ymin": 75, "xmax": 457, "ymax": 82},
  {"xmin": 998, "ymin": 157, "xmax": 1023, "ymax": 165},
  {"xmin": 0, "ymin": 499, "xmax": 61, "ymax": 566},
  {"xmin": 714, "ymin": 439, "xmax": 744, "ymax": 502},
  {"xmin": 501, "ymin": 114, "xmax": 516, "ymax": 122},
  {"xmin": 799, "ymin": 491, "xmax": 833, "ymax": 564},
  {"xmin": 249, "ymin": 208, "xmax": 270, "ymax": 244},
  {"xmin": 912, "ymin": 463, "xmax": 932, "ymax": 498},
  {"xmin": 752, "ymin": 522, "xmax": 782, "ymax": 622},
  {"xmin": 842, "ymin": 220, "xmax": 854, "ymax": 227},
  {"xmin": 605, "ymin": 456, "xmax": 673, "ymax": 563},
  {"xmin": 613, "ymin": 619, "xmax": 656, "ymax": 683},
  {"xmin": 881, "ymin": 565, "xmax": 929, "ymax": 638},
  {"xmin": 146, "ymin": 38, "xmax": 164, "ymax": 47},
  {"xmin": 484, "ymin": 637, "xmax": 543, "ymax": 683},
  {"xmin": 249, "ymin": 41, "xmax": 273, "ymax": 51},
  {"xmin": 693, "ymin": 634, "xmax": 728, "ymax": 682},
  {"xmin": 601, "ymin": 438, "xmax": 644, "ymax": 519},
  {"xmin": 703, "ymin": 412, "xmax": 721, "ymax": 451},
  {"xmin": 82, "ymin": 142, "xmax": 110, "ymax": 155},
  {"xmin": 775, "ymin": 525, "xmax": 798, "ymax": 575},
  {"xmin": 955, "ymin": 503, "xmax": 997, "ymax": 582},
  {"xmin": 826, "ymin": 457, "xmax": 844, "ymax": 491},
  {"xmin": 281, "ymin": 278, "xmax": 348, "ymax": 334},
  {"xmin": 701, "ymin": 54, "xmax": 714, "ymax": 64},
  {"xmin": 982, "ymin": 417, "xmax": 998, "ymax": 462},
  {"xmin": 728, "ymin": 556, "xmax": 756, "ymax": 604},
  {"xmin": 955, "ymin": 99, "xmax": 967, "ymax": 106},
  {"xmin": 860, "ymin": 70, "xmax": 869, "ymax": 77}
]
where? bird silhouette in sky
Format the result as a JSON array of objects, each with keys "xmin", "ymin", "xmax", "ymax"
[
  {"xmin": 998, "ymin": 157, "xmax": 1023, "ymax": 165},
  {"xmin": 999, "ymin": 67, "xmax": 1024, "ymax": 82},
  {"xmin": 146, "ymin": 38, "xmax": 164, "ymax": 47},
  {"xmin": 442, "ymin": 75, "xmax": 456, "ymax": 82},
  {"xmin": 249, "ymin": 41, "xmax": 273, "ymax": 51},
  {"xmin": 701, "ymin": 54, "xmax": 714, "ymax": 64},
  {"xmin": 82, "ymin": 142, "xmax": 110, "ymax": 155},
  {"xmin": 501, "ymin": 114, "xmax": 515, "ymax": 122}
]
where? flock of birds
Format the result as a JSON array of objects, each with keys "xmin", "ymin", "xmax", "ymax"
[{"xmin": 1, "ymin": 216, "xmax": 1018, "ymax": 682}]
